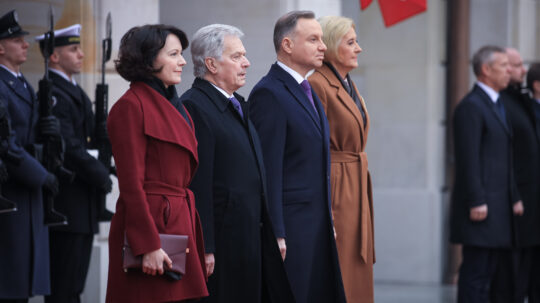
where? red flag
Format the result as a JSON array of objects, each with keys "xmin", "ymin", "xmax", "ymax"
[
  {"xmin": 360, "ymin": 0, "xmax": 374, "ymax": 10},
  {"xmin": 378, "ymin": 0, "xmax": 427, "ymax": 27}
]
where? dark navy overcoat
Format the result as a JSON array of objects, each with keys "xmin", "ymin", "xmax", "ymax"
[
  {"xmin": 248, "ymin": 63, "xmax": 346, "ymax": 303},
  {"xmin": 450, "ymin": 84, "xmax": 520, "ymax": 248}
]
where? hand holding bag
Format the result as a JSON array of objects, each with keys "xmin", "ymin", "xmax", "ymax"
[{"xmin": 122, "ymin": 234, "xmax": 189, "ymax": 281}]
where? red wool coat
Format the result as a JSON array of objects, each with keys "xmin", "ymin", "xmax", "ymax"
[{"xmin": 106, "ymin": 82, "xmax": 208, "ymax": 302}]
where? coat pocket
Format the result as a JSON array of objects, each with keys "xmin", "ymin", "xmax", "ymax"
[{"xmin": 146, "ymin": 193, "xmax": 169, "ymax": 232}]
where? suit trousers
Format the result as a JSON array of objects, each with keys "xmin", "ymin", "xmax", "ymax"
[
  {"xmin": 529, "ymin": 246, "xmax": 540, "ymax": 303},
  {"xmin": 490, "ymin": 248, "xmax": 532, "ymax": 303},
  {"xmin": 0, "ymin": 300, "xmax": 28, "ymax": 303},
  {"xmin": 44, "ymin": 232, "xmax": 93, "ymax": 303},
  {"xmin": 458, "ymin": 246, "xmax": 503, "ymax": 303}
]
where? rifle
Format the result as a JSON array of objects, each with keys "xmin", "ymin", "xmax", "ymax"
[
  {"xmin": 94, "ymin": 12, "xmax": 114, "ymax": 221},
  {"xmin": 37, "ymin": 6, "xmax": 74, "ymax": 226},
  {"xmin": 0, "ymin": 103, "xmax": 21, "ymax": 213}
]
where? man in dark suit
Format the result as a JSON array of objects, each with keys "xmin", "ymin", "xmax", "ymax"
[
  {"xmin": 248, "ymin": 11, "xmax": 346, "ymax": 303},
  {"xmin": 180, "ymin": 24, "xmax": 293, "ymax": 303},
  {"xmin": 0, "ymin": 10, "xmax": 61, "ymax": 303},
  {"xmin": 34, "ymin": 24, "xmax": 112, "ymax": 303},
  {"xmin": 523, "ymin": 62, "xmax": 540, "ymax": 303},
  {"xmin": 491, "ymin": 47, "xmax": 540, "ymax": 303},
  {"xmin": 450, "ymin": 45, "xmax": 523, "ymax": 303}
]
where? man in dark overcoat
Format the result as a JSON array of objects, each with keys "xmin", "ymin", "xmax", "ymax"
[
  {"xmin": 491, "ymin": 48, "xmax": 540, "ymax": 303},
  {"xmin": 179, "ymin": 24, "xmax": 294, "ymax": 303},
  {"xmin": 35, "ymin": 24, "xmax": 112, "ymax": 303},
  {"xmin": 248, "ymin": 11, "xmax": 346, "ymax": 303},
  {"xmin": 450, "ymin": 45, "xmax": 523, "ymax": 303},
  {"xmin": 0, "ymin": 10, "xmax": 61, "ymax": 303},
  {"xmin": 521, "ymin": 62, "xmax": 540, "ymax": 302}
]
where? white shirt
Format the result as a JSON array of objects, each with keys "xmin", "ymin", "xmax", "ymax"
[
  {"xmin": 476, "ymin": 81, "xmax": 499, "ymax": 103},
  {"xmin": 209, "ymin": 82, "xmax": 233, "ymax": 99},
  {"xmin": 277, "ymin": 61, "xmax": 313, "ymax": 84},
  {"xmin": 49, "ymin": 68, "xmax": 77, "ymax": 86}
]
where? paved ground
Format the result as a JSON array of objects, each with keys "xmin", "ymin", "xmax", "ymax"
[
  {"xmin": 29, "ymin": 282, "xmax": 459, "ymax": 303},
  {"xmin": 374, "ymin": 282, "xmax": 457, "ymax": 303}
]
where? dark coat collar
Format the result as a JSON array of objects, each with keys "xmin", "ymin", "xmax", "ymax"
[
  {"xmin": 268, "ymin": 63, "xmax": 321, "ymax": 131},
  {"xmin": 191, "ymin": 77, "xmax": 245, "ymax": 113},
  {"xmin": 0, "ymin": 66, "xmax": 35, "ymax": 104},
  {"xmin": 473, "ymin": 84, "xmax": 510, "ymax": 134},
  {"xmin": 142, "ymin": 77, "xmax": 177, "ymax": 101},
  {"xmin": 49, "ymin": 71, "xmax": 82, "ymax": 104}
]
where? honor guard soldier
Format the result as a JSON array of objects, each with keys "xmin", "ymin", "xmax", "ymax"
[
  {"xmin": 35, "ymin": 24, "xmax": 112, "ymax": 303},
  {"xmin": 0, "ymin": 9, "xmax": 62, "ymax": 303}
]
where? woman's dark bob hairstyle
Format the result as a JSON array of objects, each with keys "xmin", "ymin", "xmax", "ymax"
[{"xmin": 115, "ymin": 24, "xmax": 188, "ymax": 82}]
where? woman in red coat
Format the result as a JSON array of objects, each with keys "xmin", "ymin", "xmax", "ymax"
[{"xmin": 106, "ymin": 24, "xmax": 208, "ymax": 302}]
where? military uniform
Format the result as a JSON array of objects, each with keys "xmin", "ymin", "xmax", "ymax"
[
  {"xmin": 0, "ymin": 10, "xmax": 53, "ymax": 302},
  {"xmin": 36, "ymin": 25, "xmax": 111, "ymax": 303},
  {"xmin": 45, "ymin": 70, "xmax": 110, "ymax": 303}
]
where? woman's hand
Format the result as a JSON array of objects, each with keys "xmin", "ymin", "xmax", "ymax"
[{"xmin": 142, "ymin": 248, "xmax": 172, "ymax": 276}]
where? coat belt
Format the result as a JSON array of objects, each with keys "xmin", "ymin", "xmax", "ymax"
[
  {"xmin": 143, "ymin": 180, "xmax": 190, "ymax": 197},
  {"xmin": 330, "ymin": 150, "xmax": 372, "ymax": 263},
  {"xmin": 143, "ymin": 180, "xmax": 197, "ymax": 235},
  {"xmin": 330, "ymin": 150, "xmax": 366, "ymax": 163}
]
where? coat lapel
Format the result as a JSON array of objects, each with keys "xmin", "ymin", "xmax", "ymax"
[
  {"xmin": 192, "ymin": 78, "xmax": 245, "ymax": 124},
  {"xmin": 474, "ymin": 85, "xmax": 510, "ymax": 135},
  {"xmin": 351, "ymin": 81, "xmax": 370, "ymax": 144},
  {"xmin": 271, "ymin": 64, "xmax": 322, "ymax": 133},
  {"xmin": 317, "ymin": 65, "xmax": 368, "ymax": 145},
  {"xmin": 0, "ymin": 68, "xmax": 34, "ymax": 105},
  {"xmin": 131, "ymin": 82, "xmax": 198, "ymax": 162},
  {"xmin": 50, "ymin": 72, "xmax": 83, "ymax": 105}
]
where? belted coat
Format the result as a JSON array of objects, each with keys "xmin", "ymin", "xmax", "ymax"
[
  {"xmin": 310, "ymin": 63, "xmax": 375, "ymax": 303},
  {"xmin": 106, "ymin": 82, "xmax": 208, "ymax": 303}
]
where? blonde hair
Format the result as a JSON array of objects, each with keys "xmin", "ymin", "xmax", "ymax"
[{"xmin": 318, "ymin": 16, "xmax": 355, "ymax": 62}]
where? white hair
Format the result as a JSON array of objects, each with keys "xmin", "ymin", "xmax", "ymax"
[{"xmin": 191, "ymin": 24, "xmax": 244, "ymax": 78}]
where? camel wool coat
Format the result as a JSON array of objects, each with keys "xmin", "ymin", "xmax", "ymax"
[{"xmin": 310, "ymin": 63, "xmax": 375, "ymax": 303}]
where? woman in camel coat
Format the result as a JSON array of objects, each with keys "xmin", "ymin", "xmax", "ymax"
[{"xmin": 309, "ymin": 16, "xmax": 375, "ymax": 303}]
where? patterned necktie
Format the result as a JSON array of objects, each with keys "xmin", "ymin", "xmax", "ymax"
[
  {"xmin": 300, "ymin": 80, "xmax": 317, "ymax": 112},
  {"xmin": 229, "ymin": 96, "xmax": 243, "ymax": 118}
]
